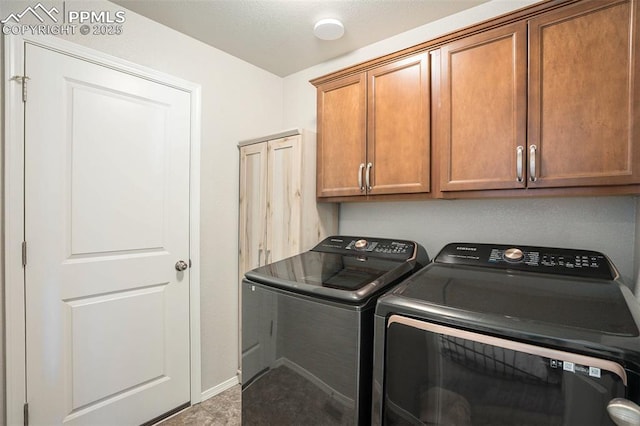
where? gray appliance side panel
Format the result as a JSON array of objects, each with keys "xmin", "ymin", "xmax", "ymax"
[
  {"xmin": 276, "ymin": 290, "xmax": 360, "ymax": 400},
  {"xmin": 242, "ymin": 281, "xmax": 278, "ymax": 384},
  {"xmin": 242, "ymin": 279, "xmax": 368, "ymax": 425}
]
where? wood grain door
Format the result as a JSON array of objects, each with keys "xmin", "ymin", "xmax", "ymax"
[
  {"xmin": 528, "ymin": 0, "xmax": 640, "ymax": 188},
  {"xmin": 239, "ymin": 142, "xmax": 268, "ymax": 278},
  {"xmin": 367, "ymin": 53, "xmax": 431, "ymax": 195},
  {"xmin": 266, "ymin": 136, "xmax": 302, "ymax": 263},
  {"xmin": 439, "ymin": 22, "xmax": 528, "ymax": 191},
  {"xmin": 316, "ymin": 73, "xmax": 367, "ymax": 198}
]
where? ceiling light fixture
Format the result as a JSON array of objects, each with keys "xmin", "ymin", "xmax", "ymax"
[{"xmin": 314, "ymin": 18, "xmax": 344, "ymax": 41}]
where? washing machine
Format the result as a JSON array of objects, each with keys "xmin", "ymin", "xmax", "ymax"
[
  {"xmin": 241, "ymin": 235, "xmax": 428, "ymax": 425},
  {"xmin": 372, "ymin": 242, "xmax": 640, "ymax": 425}
]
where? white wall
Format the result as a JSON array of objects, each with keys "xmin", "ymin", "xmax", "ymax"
[
  {"xmin": 339, "ymin": 197, "xmax": 637, "ymax": 284},
  {"xmin": 1, "ymin": 0, "xmax": 284, "ymax": 409},
  {"xmin": 282, "ymin": 0, "xmax": 639, "ymax": 285}
]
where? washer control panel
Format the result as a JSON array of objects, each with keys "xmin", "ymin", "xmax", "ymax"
[
  {"xmin": 313, "ymin": 236, "xmax": 416, "ymax": 261},
  {"xmin": 435, "ymin": 243, "xmax": 616, "ymax": 280}
]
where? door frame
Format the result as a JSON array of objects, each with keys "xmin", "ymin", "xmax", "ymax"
[{"xmin": 3, "ymin": 34, "xmax": 202, "ymax": 425}]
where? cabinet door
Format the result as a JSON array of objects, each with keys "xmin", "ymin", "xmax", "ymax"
[
  {"xmin": 439, "ymin": 22, "xmax": 528, "ymax": 191},
  {"xmin": 367, "ymin": 53, "xmax": 430, "ymax": 195},
  {"xmin": 266, "ymin": 136, "xmax": 302, "ymax": 263},
  {"xmin": 528, "ymin": 0, "xmax": 640, "ymax": 188},
  {"xmin": 239, "ymin": 143, "xmax": 267, "ymax": 277},
  {"xmin": 316, "ymin": 74, "xmax": 367, "ymax": 198}
]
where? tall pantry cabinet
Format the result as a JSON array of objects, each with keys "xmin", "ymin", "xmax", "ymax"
[{"xmin": 238, "ymin": 129, "xmax": 338, "ymax": 280}]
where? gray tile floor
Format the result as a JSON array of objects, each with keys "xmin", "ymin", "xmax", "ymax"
[{"xmin": 158, "ymin": 385, "xmax": 240, "ymax": 426}]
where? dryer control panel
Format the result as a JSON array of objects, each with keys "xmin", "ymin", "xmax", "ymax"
[
  {"xmin": 313, "ymin": 235, "xmax": 418, "ymax": 262},
  {"xmin": 435, "ymin": 243, "xmax": 617, "ymax": 280}
]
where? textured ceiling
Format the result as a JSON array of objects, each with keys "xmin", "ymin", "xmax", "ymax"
[{"xmin": 110, "ymin": 0, "xmax": 490, "ymax": 77}]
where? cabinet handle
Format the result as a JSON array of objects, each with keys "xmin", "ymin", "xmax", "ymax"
[
  {"xmin": 358, "ymin": 163, "xmax": 365, "ymax": 192},
  {"xmin": 258, "ymin": 248, "xmax": 263, "ymax": 266},
  {"xmin": 529, "ymin": 145, "xmax": 537, "ymax": 182},
  {"xmin": 516, "ymin": 146, "xmax": 524, "ymax": 182},
  {"xmin": 266, "ymin": 249, "xmax": 271, "ymax": 264},
  {"xmin": 366, "ymin": 162, "xmax": 373, "ymax": 191}
]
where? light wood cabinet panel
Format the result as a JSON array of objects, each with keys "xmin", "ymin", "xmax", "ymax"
[
  {"xmin": 238, "ymin": 143, "xmax": 267, "ymax": 277},
  {"xmin": 316, "ymin": 74, "xmax": 366, "ymax": 198},
  {"xmin": 315, "ymin": 53, "xmax": 430, "ymax": 199},
  {"xmin": 528, "ymin": 0, "xmax": 640, "ymax": 188},
  {"xmin": 239, "ymin": 129, "xmax": 338, "ymax": 281},
  {"xmin": 265, "ymin": 137, "xmax": 302, "ymax": 263},
  {"xmin": 439, "ymin": 22, "xmax": 528, "ymax": 191},
  {"xmin": 368, "ymin": 54, "xmax": 430, "ymax": 195}
]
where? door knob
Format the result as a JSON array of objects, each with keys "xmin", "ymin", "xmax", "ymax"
[{"xmin": 175, "ymin": 260, "xmax": 189, "ymax": 271}]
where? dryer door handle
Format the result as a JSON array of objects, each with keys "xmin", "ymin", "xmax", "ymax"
[{"xmin": 607, "ymin": 398, "xmax": 640, "ymax": 426}]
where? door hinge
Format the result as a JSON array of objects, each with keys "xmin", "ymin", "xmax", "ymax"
[
  {"xmin": 11, "ymin": 75, "xmax": 30, "ymax": 102},
  {"xmin": 23, "ymin": 402, "xmax": 29, "ymax": 426},
  {"xmin": 22, "ymin": 241, "xmax": 27, "ymax": 268}
]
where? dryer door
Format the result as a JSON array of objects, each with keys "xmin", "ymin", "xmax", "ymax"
[{"xmin": 382, "ymin": 315, "xmax": 627, "ymax": 425}]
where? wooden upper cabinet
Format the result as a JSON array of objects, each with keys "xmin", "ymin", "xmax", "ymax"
[
  {"xmin": 368, "ymin": 54, "xmax": 430, "ymax": 195},
  {"xmin": 528, "ymin": 0, "xmax": 640, "ymax": 188},
  {"xmin": 316, "ymin": 73, "xmax": 367, "ymax": 198},
  {"xmin": 439, "ymin": 22, "xmax": 528, "ymax": 192},
  {"xmin": 440, "ymin": 0, "xmax": 639, "ymax": 194},
  {"xmin": 315, "ymin": 53, "xmax": 430, "ymax": 199},
  {"xmin": 314, "ymin": 0, "xmax": 640, "ymax": 199}
]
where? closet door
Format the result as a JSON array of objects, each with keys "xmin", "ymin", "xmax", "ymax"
[
  {"xmin": 239, "ymin": 142, "xmax": 268, "ymax": 278},
  {"xmin": 266, "ymin": 135, "xmax": 303, "ymax": 263}
]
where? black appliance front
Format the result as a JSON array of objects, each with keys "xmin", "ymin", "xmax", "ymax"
[
  {"xmin": 372, "ymin": 243, "xmax": 640, "ymax": 426},
  {"xmin": 242, "ymin": 236, "xmax": 428, "ymax": 425}
]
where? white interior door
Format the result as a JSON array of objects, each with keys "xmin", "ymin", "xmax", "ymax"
[{"xmin": 24, "ymin": 43, "xmax": 191, "ymax": 425}]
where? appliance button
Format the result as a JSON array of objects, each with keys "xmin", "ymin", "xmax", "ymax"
[
  {"xmin": 503, "ymin": 248, "xmax": 524, "ymax": 262},
  {"xmin": 354, "ymin": 239, "xmax": 368, "ymax": 250}
]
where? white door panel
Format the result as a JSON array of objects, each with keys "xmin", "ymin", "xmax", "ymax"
[
  {"xmin": 69, "ymin": 82, "xmax": 167, "ymax": 254},
  {"xmin": 25, "ymin": 43, "xmax": 190, "ymax": 425}
]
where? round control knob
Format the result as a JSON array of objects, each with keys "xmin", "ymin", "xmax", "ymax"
[
  {"xmin": 354, "ymin": 239, "xmax": 368, "ymax": 250},
  {"xmin": 503, "ymin": 248, "xmax": 524, "ymax": 262}
]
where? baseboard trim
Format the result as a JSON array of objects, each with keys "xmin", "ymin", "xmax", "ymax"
[{"xmin": 201, "ymin": 375, "xmax": 240, "ymax": 402}]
